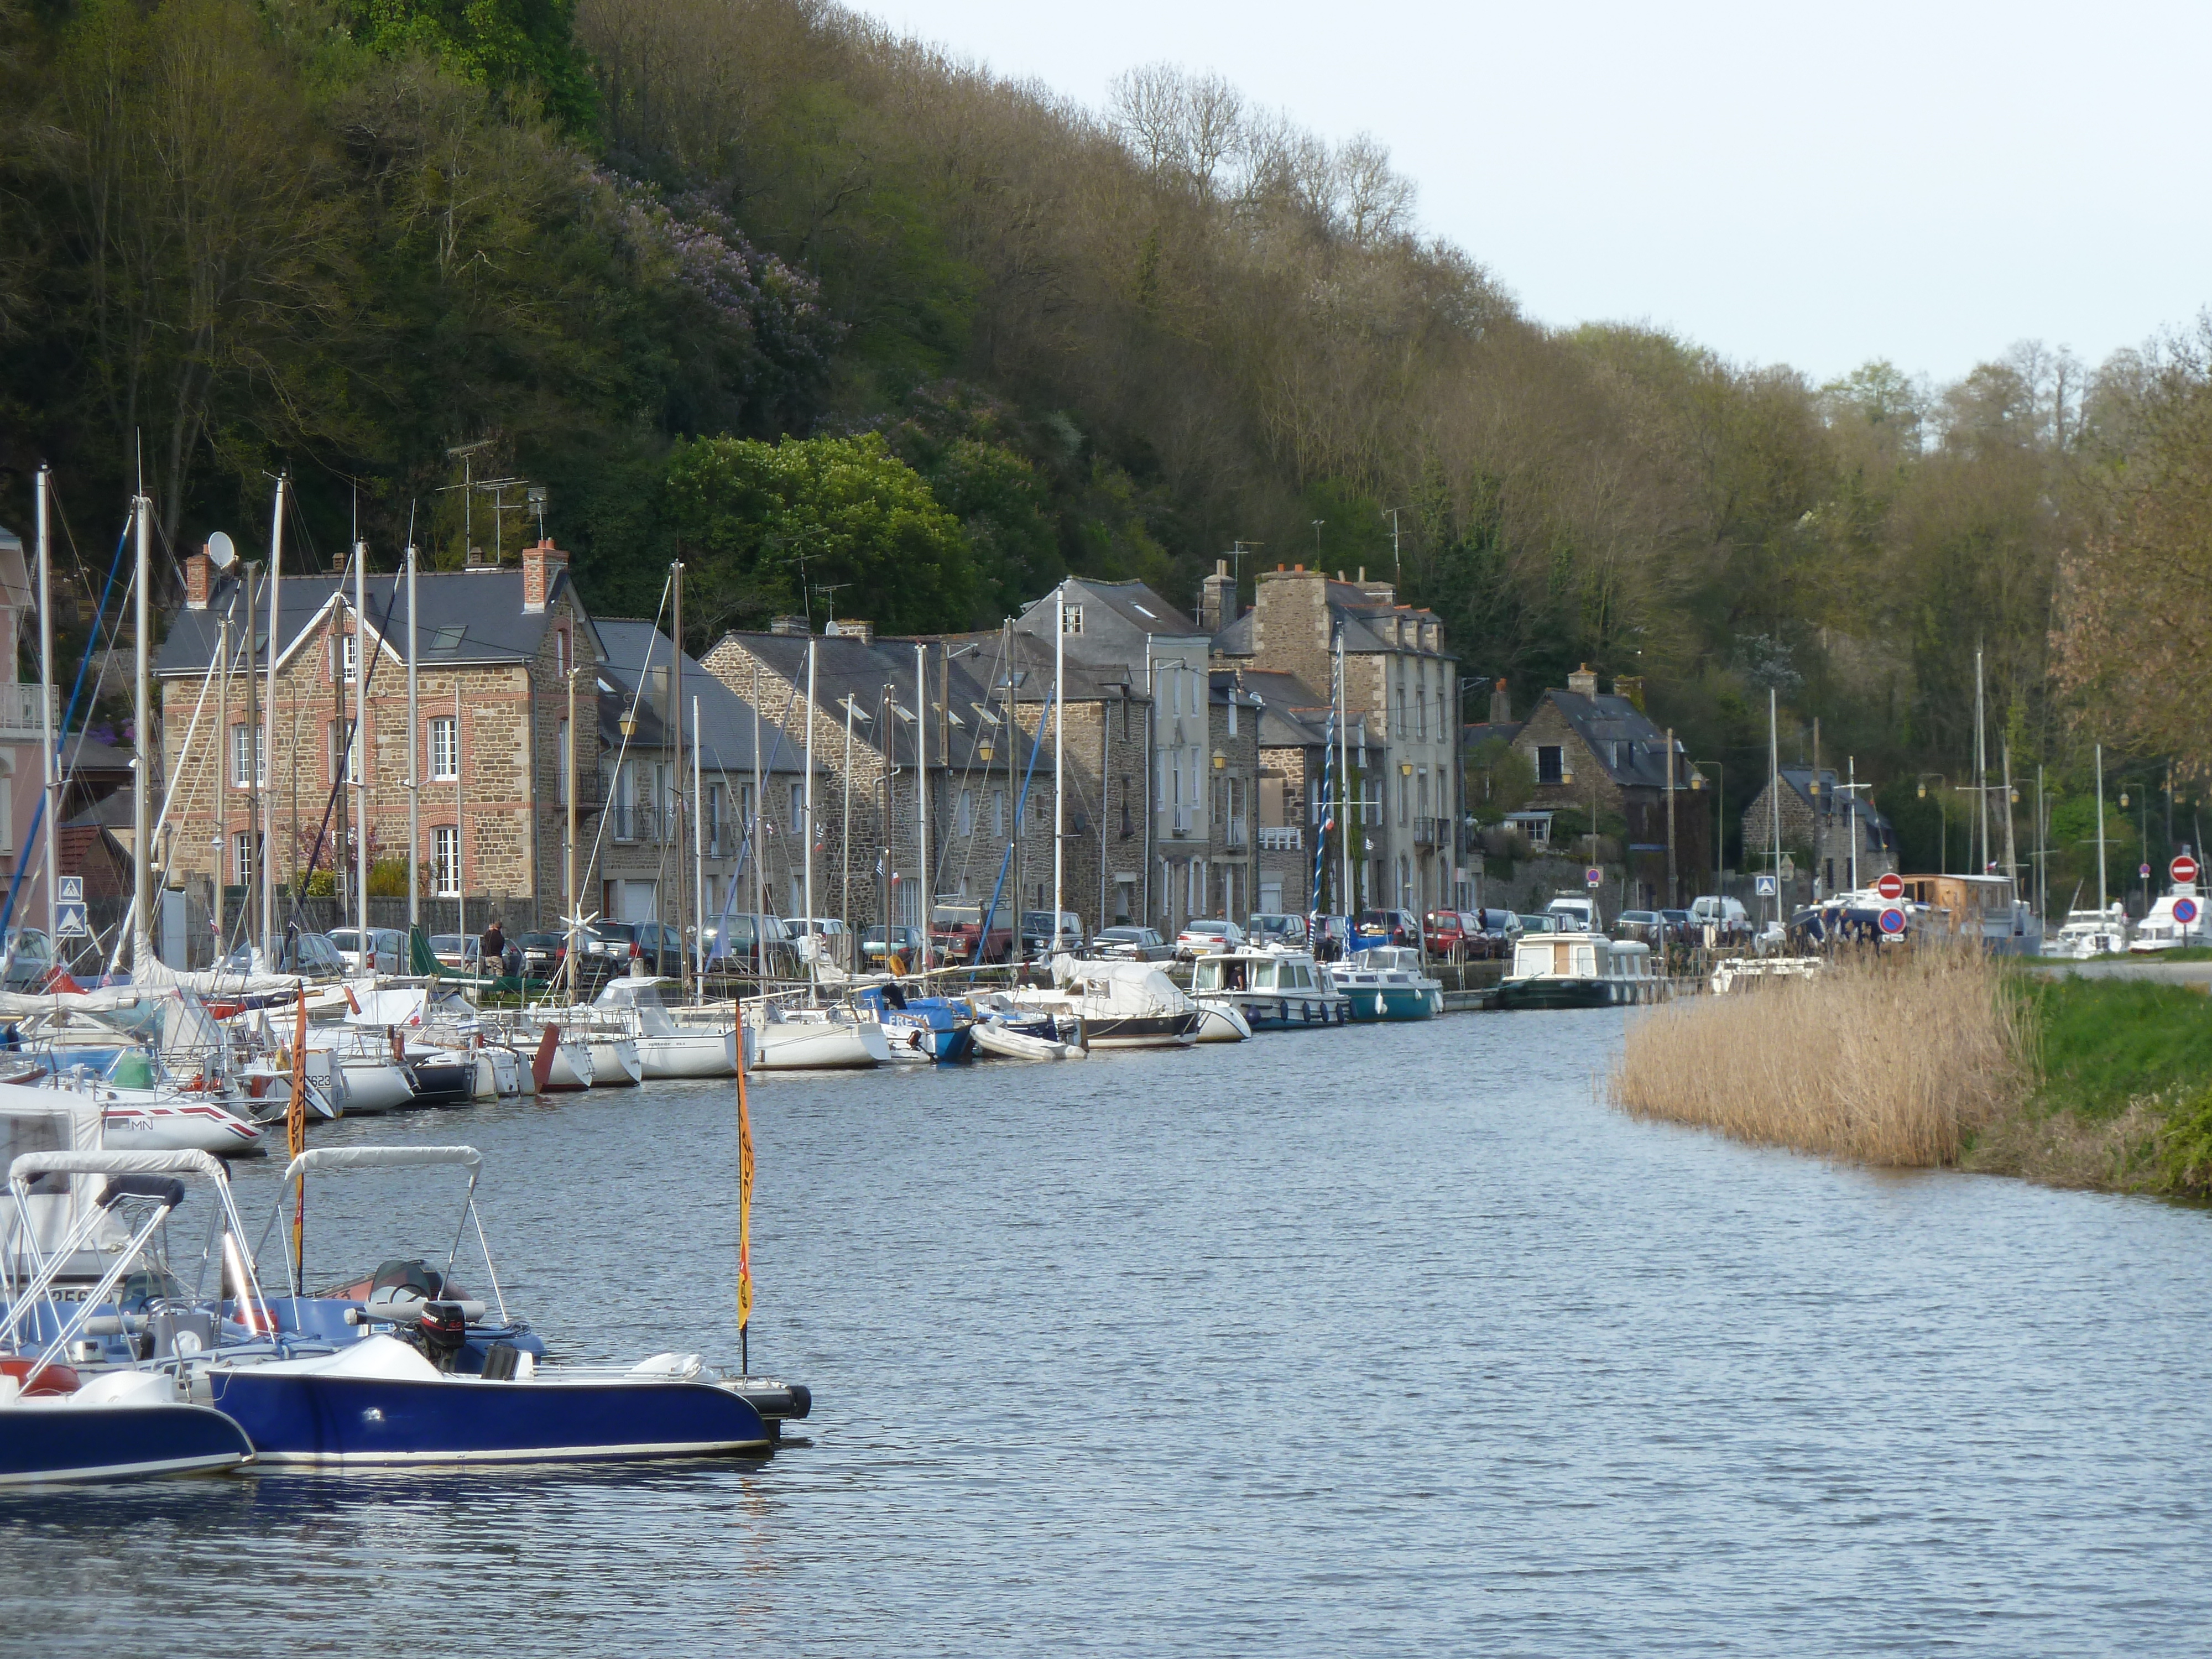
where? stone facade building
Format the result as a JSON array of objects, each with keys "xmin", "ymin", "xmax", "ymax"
[
  {"xmin": 1739, "ymin": 767, "xmax": 1900, "ymax": 896},
  {"xmin": 1213, "ymin": 562, "xmax": 1462, "ymax": 915}
]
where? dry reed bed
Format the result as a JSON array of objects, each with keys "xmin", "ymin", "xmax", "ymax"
[{"xmin": 1610, "ymin": 948, "xmax": 2033, "ymax": 1167}]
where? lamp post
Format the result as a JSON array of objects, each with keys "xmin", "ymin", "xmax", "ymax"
[
  {"xmin": 1690, "ymin": 761, "xmax": 1722, "ymax": 900},
  {"xmin": 1916, "ymin": 774, "xmax": 1947, "ymax": 875}
]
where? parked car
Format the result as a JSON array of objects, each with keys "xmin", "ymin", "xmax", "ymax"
[
  {"xmin": 515, "ymin": 930, "xmax": 567, "ymax": 980},
  {"xmin": 706, "ymin": 914, "xmax": 794, "ymax": 975},
  {"xmin": 1310, "ymin": 915, "xmax": 1352, "ymax": 962},
  {"xmin": 861, "ymin": 924, "xmax": 925, "ymax": 968},
  {"xmin": 1615, "ymin": 910, "xmax": 1668, "ymax": 946},
  {"xmin": 1467, "ymin": 909, "xmax": 1522, "ymax": 959},
  {"xmin": 582, "ymin": 920, "xmax": 687, "ymax": 977},
  {"xmin": 327, "ymin": 926, "xmax": 405, "ymax": 975},
  {"xmin": 1245, "ymin": 913, "xmax": 1308, "ymax": 948},
  {"xmin": 223, "ymin": 930, "xmax": 350, "ymax": 979},
  {"xmin": 931, "ymin": 902, "xmax": 1014, "ymax": 965},
  {"xmin": 1019, "ymin": 910, "xmax": 1086, "ymax": 959},
  {"xmin": 4, "ymin": 927, "xmax": 54, "ymax": 991},
  {"xmin": 1660, "ymin": 907, "xmax": 1694, "ymax": 943},
  {"xmin": 1353, "ymin": 909, "xmax": 1420, "ymax": 950},
  {"xmin": 1545, "ymin": 895, "xmax": 1601, "ymax": 933},
  {"xmin": 1092, "ymin": 925, "xmax": 1175, "ymax": 962},
  {"xmin": 426, "ymin": 933, "xmax": 483, "ymax": 973},
  {"xmin": 1689, "ymin": 894, "xmax": 1754, "ymax": 942},
  {"xmin": 784, "ymin": 917, "xmax": 851, "ymax": 969},
  {"xmin": 1516, "ymin": 914, "xmax": 1558, "ymax": 935},
  {"xmin": 1175, "ymin": 919, "xmax": 1246, "ymax": 959},
  {"xmin": 1422, "ymin": 910, "xmax": 1468, "ymax": 956}
]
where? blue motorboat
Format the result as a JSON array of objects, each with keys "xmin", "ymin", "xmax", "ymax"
[
  {"xmin": 204, "ymin": 1143, "xmax": 808, "ymax": 1465},
  {"xmin": 1332, "ymin": 947, "xmax": 1444, "ymax": 1021},
  {"xmin": 1, "ymin": 1148, "xmax": 257, "ymax": 1483},
  {"xmin": 854, "ymin": 987, "xmax": 975, "ymax": 1062}
]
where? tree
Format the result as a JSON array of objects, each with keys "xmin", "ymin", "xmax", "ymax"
[{"xmin": 664, "ymin": 432, "xmax": 977, "ymax": 636}]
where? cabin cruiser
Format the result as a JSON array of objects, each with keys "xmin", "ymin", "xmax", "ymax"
[
  {"xmin": 2130, "ymin": 883, "xmax": 2208, "ymax": 953},
  {"xmin": 1006, "ymin": 957, "xmax": 1205, "ymax": 1048},
  {"xmin": 2048, "ymin": 905, "xmax": 2131, "ymax": 959},
  {"xmin": 1333, "ymin": 947, "xmax": 1443, "ymax": 1022},
  {"xmin": 1893, "ymin": 874, "xmax": 2043, "ymax": 955},
  {"xmin": 1496, "ymin": 932, "xmax": 1659, "ymax": 1010},
  {"xmin": 1191, "ymin": 948, "xmax": 1348, "ymax": 1031}
]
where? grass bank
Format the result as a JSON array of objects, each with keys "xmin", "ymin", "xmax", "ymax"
[{"xmin": 1610, "ymin": 953, "xmax": 2212, "ymax": 1197}]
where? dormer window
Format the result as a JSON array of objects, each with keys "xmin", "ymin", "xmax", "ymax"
[{"xmin": 1065, "ymin": 604, "xmax": 1086, "ymax": 633}]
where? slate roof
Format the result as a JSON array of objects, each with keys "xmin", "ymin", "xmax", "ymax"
[
  {"xmin": 1462, "ymin": 721, "xmax": 1528, "ymax": 750},
  {"xmin": 154, "ymin": 567, "xmax": 576, "ymax": 677},
  {"xmin": 1228, "ymin": 669, "xmax": 1335, "ymax": 751},
  {"xmin": 1209, "ymin": 580, "xmax": 1445, "ymax": 659},
  {"xmin": 711, "ymin": 631, "xmax": 1009, "ymax": 771},
  {"xmin": 593, "ymin": 619, "xmax": 804, "ymax": 775},
  {"xmin": 1770, "ymin": 767, "xmax": 1897, "ymax": 846},
  {"xmin": 1535, "ymin": 691, "xmax": 1688, "ymax": 792}
]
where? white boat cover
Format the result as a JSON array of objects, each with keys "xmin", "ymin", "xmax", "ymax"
[
  {"xmin": 279, "ymin": 1145, "xmax": 483, "ymax": 1182},
  {"xmin": 342, "ymin": 987, "xmax": 477, "ymax": 1027},
  {"xmin": 9, "ymin": 1147, "xmax": 227, "ymax": 1182},
  {"xmin": 0, "ymin": 1085, "xmax": 109, "ymax": 1259}
]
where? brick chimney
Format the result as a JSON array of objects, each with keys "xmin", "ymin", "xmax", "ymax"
[
  {"xmin": 1612, "ymin": 675, "xmax": 1645, "ymax": 710},
  {"xmin": 1198, "ymin": 559, "xmax": 1234, "ymax": 635},
  {"xmin": 1488, "ymin": 677, "xmax": 1511, "ymax": 724},
  {"xmin": 1567, "ymin": 662, "xmax": 1599, "ymax": 698},
  {"xmin": 186, "ymin": 550, "xmax": 212, "ymax": 611},
  {"xmin": 825, "ymin": 618, "xmax": 874, "ymax": 645},
  {"xmin": 769, "ymin": 615, "xmax": 810, "ymax": 637},
  {"xmin": 521, "ymin": 538, "xmax": 568, "ymax": 613}
]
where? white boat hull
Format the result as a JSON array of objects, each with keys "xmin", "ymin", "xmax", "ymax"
[
  {"xmin": 636, "ymin": 1031, "xmax": 739, "ymax": 1080},
  {"xmin": 971, "ymin": 1022, "xmax": 1078, "ymax": 1061},
  {"xmin": 102, "ymin": 1095, "xmax": 265, "ymax": 1157},
  {"xmin": 1190, "ymin": 1003, "xmax": 1253, "ymax": 1044},
  {"xmin": 586, "ymin": 1037, "xmax": 643, "ymax": 1087},
  {"xmin": 335, "ymin": 1061, "xmax": 414, "ymax": 1116},
  {"xmin": 750, "ymin": 1017, "xmax": 889, "ymax": 1070},
  {"xmin": 541, "ymin": 1041, "xmax": 594, "ymax": 1091}
]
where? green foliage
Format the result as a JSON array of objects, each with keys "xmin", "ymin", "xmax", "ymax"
[
  {"xmin": 367, "ymin": 857, "xmax": 412, "ymax": 897},
  {"xmin": 1465, "ymin": 738, "xmax": 1534, "ymax": 822},
  {"xmin": 2156, "ymin": 1084, "xmax": 2212, "ymax": 1197},
  {"xmin": 352, "ymin": 0, "xmax": 598, "ymax": 136},
  {"xmin": 664, "ymin": 432, "xmax": 977, "ymax": 635}
]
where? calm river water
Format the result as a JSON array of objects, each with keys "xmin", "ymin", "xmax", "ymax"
[{"xmin": 7, "ymin": 1009, "xmax": 2212, "ymax": 1654}]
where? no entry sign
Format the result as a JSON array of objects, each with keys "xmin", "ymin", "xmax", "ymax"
[
  {"xmin": 2172, "ymin": 854, "xmax": 2200, "ymax": 885},
  {"xmin": 1875, "ymin": 872, "xmax": 1905, "ymax": 903}
]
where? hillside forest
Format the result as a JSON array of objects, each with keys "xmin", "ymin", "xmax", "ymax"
[{"xmin": 1, "ymin": 0, "xmax": 2206, "ymax": 899}]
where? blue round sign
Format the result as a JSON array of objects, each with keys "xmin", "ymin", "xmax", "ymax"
[
  {"xmin": 1878, "ymin": 907, "xmax": 1907, "ymax": 936},
  {"xmin": 2177, "ymin": 898, "xmax": 2199, "ymax": 925}
]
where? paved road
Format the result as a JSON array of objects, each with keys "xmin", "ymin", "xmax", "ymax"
[{"xmin": 2027, "ymin": 955, "xmax": 2212, "ymax": 987}]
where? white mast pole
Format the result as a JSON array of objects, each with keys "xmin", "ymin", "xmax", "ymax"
[
  {"xmin": 1053, "ymin": 597, "xmax": 1065, "ymax": 953},
  {"xmin": 354, "ymin": 540, "xmax": 369, "ymax": 959},
  {"xmin": 406, "ymin": 542, "xmax": 419, "ymax": 937},
  {"xmin": 692, "ymin": 693, "xmax": 704, "ymax": 1006},
  {"xmin": 1974, "ymin": 645, "xmax": 1988, "ymax": 874},
  {"xmin": 132, "ymin": 491, "xmax": 151, "ymax": 971},
  {"xmin": 752, "ymin": 660, "xmax": 763, "ymax": 971},
  {"xmin": 915, "ymin": 641, "xmax": 930, "ymax": 974},
  {"xmin": 2095, "ymin": 743, "xmax": 2107, "ymax": 915},
  {"xmin": 262, "ymin": 475, "xmax": 284, "ymax": 964},
  {"xmin": 35, "ymin": 467, "xmax": 57, "ymax": 947},
  {"xmin": 1337, "ymin": 629, "xmax": 1351, "ymax": 922},
  {"xmin": 804, "ymin": 637, "xmax": 817, "ymax": 992},
  {"xmin": 1768, "ymin": 686, "xmax": 1781, "ymax": 928}
]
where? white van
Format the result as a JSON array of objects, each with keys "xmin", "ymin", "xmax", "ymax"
[
  {"xmin": 1689, "ymin": 895, "xmax": 1752, "ymax": 940},
  {"xmin": 1545, "ymin": 894, "xmax": 1600, "ymax": 932}
]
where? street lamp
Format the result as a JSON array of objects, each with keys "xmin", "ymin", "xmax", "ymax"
[
  {"xmin": 1691, "ymin": 760, "xmax": 1723, "ymax": 898},
  {"xmin": 1916, "ymin": 773, "xmax": 1947, "ymax": 875}
]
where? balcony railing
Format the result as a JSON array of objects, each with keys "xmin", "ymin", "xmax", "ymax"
[
  {"xmin": 1169, "ymin": 805, "xmax": 1194, "ymax": 838},
  {"xmin": 1258, "ymin": 826, "xmax": 1303, "ymax": 852},
  {"xmin": 1412, "ymin": 816, "xmax": 1449, "ymax": 847},
  {"xmin": 1221, "ymin": 817, "xmax": 1249, "ymax": 852},
  {"xmin": 609, "ymin": 804, "xmax": 662, "ymax": 843},
  {"xmin": 0, "ymin": 684, "xmax": 58, "ymax": 738}
]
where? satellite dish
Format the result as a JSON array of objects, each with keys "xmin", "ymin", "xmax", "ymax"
[{"xmin": 206, "ymin": 531, "xmax": 238, "ymax": 570}]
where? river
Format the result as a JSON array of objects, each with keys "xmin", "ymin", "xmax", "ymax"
[{"xmin": 7, "ymin": 1009, "xmax": 2211, "ymax": 1654}]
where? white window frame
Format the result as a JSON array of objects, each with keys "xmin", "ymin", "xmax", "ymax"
[
  {"xmin": 431, "ymin": 826, "xmax": 460, "ymax": 896},
  {"xmin": 331, "ymin": 719, "xmax": 361, "ymax": 785},
  {"xmin": 428, "ymin": 716, "xmax": 458, "ymax": 782},
  {"xmin": 232, "ymin": 830, "xmax": 253, "ymax": 886},
  {"xmin": 341, "ymin": 631, "xmax": 358, "ymax": 684},
  {"xmin": 229, "ymin": 722, "xmax": 264, "ymax": 788}
]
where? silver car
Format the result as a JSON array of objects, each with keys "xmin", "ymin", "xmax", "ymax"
[{"xmin": 327, "ymin": 926, "xmax": 405, "ymax": 974}]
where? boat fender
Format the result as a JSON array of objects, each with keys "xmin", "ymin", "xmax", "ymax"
[{"xmin": 784, "ymin": 1381, "xmax": 811, "ymax": 1421}]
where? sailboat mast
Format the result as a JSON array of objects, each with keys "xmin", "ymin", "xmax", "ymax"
[
  {"xmin": 354, "ymin": 541, "xmax": 368, "ymax": 954},
  {"xmin": 262, "ymin": 475, "xmax": 284, "ymax": 963},
  {"xmin": 35, "ymin": 467, "xmax": 56, "ymax": 947},
  {"xmin": 1327, "ymin": 633, "xmax": 1345, "ymax": 925},
  {"xmin": 751, "ymin": 660, "xmax": 763, "ymax": 969},
  {"xmin": 670, "ymin": 561, "xmax": 685, "ymax": 999},
  {"xmin": 2095, "ymin": 743, "xmax": 2107, "ymax": 914},
  {"xmin": 915, "ymin": 640, "xmax": 929, "ymax": 974},
  {"xmin": 1053, "ymin": 595, "xmax": 1064, "ymax": 951},
  {"xmin": 242, "ymin": 555, "xmax": 258, "ymax": 956},
  {"xmin": 1767, "ymin": 687, "xmax": 1781, "ymax": 927},
  {"xmin": 804, "ymin": 637, "xmax": 817, "ymax": 990},
  {"xmin": 564, "ymin": 659, "xmax": 577, "ymax": 990},
  {"xmin": 215, "ymin": 612, "xmax": 228, "ymax": 952},
  {"xmin": 1974, "ymin": 646, "xmax": 1988, "ymax": 874},
  {"xmin": 132, "ymin": 491, "xmax": 151, "ymax": 971},
  {"xmin": 692, "ymin": 693, "xmax": 704, "ymax": 1007},
  {"xmin": 406, "ymin": 542, "xmax": 419, "ymax": 936}
]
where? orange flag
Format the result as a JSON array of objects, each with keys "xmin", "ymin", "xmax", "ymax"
[{"xmin": 735, "ymin": 1054, "xmax": 755, "ymax": 1332}]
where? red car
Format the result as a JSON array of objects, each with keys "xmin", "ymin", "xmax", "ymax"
[
  {"xmin": 929, "ymin": 902, "xmax": 1014, "ymax": 965},
  {"xmin": 1422, "ymin": 910, "xmax": 1468, "ymax": 957}
]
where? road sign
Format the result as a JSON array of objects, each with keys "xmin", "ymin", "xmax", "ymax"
[
  {"xmin": 1878, "ymin": 907, "xmax": 1907, "ymax": 936},
  {"xmin": 2173, "ymin": 855, "xmax": 2200, "ymax": 885},
  {"xmin": 1584, "ymin": 867, "xmax": 1603, "ymax": 889},
  {"xmin": 55, "ymin": 874, "xmax": 87, "ymax": 937},
  {"xmin": 1875, "ymin": 872, "xmax": 1905, "ymax": 903},
  {"xmin": 2141, "ymin": 863, "xmax": 2152, "ymax": 879},
  {"xmin": 1754, "ymin": 874, "xmax": 1778, "ymax": 898},
  {"xmin": 2176, "ymin": 898, "xmax": 2200, "ymax": 926}
]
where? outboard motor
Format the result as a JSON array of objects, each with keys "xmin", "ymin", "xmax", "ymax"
[{"xmin": 417, "ymin": 1301, "xmax": 469, "ymax": 1371}]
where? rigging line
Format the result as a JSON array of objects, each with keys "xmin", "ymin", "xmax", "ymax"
[
  {"xmin": 571, "ymin": 572, "xmax": 677, "ymax": 919},
  {"xmin": 285, "ymin": 552, "xmax": 404, "ymax": 920}
]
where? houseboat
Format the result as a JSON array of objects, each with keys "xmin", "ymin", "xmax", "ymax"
[
  {"xmin": 1333, "ymin": 947, "xmax": 1443, "ymax": 1022},
  {"xmin": 2130, "ymin": 883, "xmax": 2208, "ymax": 953},
  {"xmin": 1893, "ymin": 874, "xmax": 2043, "ymax": 955},
  {"xmin": 1189, "ymin": 948, "xmax": 1350, "ymax": 1031},
  {"xmin": 1495, "ymin": 933, "xmax": 1658, "ymax": 1010}
]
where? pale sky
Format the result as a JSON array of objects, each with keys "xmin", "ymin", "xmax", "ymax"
[{"xmin": 880, "ymin": 0, "xmax": 2212, "ymax": 389}]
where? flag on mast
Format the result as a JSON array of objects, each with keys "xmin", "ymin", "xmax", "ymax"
[{"xmin": 735, "ymin": 1060, "xmax": 755, "ymax": 1332}]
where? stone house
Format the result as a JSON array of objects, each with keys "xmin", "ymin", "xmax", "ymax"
[
  {"xmin": 1212, "ymin": 562, "xmax": 1462, "ymax": 915},
  {"xmin": 0, "ymin": 523, "xmax": 57, "ymax": 926},
  {"xmin": 1014, "ymin": 577, "xmax": 1219, "ymax": 936},
  {"xmin": 1739, "ymin": 768, "xmax": 1900, "ymax": 896},
  {"xmin": 1234, "ymin": 668, "xmax": 1342, "ymax": 918},
  {"xmin": 156, "ymin": 540, "xmax": 608, "ymax": 933},
  {"xmin": 1511, "ymin": 667, "xmax": 1708, "ymax": 909}
]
